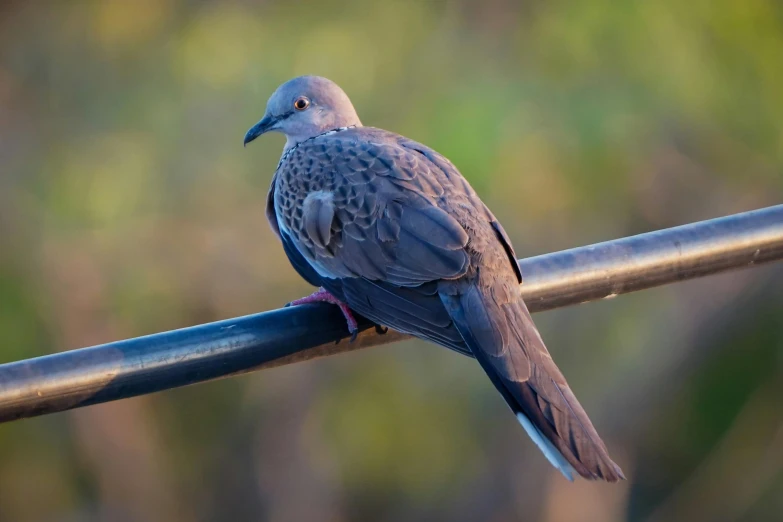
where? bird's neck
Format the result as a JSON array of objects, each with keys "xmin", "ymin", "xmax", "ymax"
[{"xmin": 282, "ymin": 124, "xmax": 361, "ymax": 153}]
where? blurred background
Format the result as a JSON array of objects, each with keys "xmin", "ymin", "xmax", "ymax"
[{"xmin": 1, "ymin": 1, "xmax": 782, "ymax": 521}]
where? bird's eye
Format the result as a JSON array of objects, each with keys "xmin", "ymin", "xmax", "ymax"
[{"xmin": 294, "ymin": 97, "xmax": 310, "ymax": 111}]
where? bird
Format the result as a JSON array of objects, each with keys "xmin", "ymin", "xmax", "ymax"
[{"xmin": 244, "ymin": 75, "xmax": 624, "ymax": 482}]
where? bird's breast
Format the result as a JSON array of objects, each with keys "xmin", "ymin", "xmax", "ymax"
[{"xmin": 275, "ymin": 157, "xmax": 335, "ymax": 241}]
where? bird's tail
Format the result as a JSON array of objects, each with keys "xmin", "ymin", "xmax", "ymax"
[{"xmin": 440, "ymin": 282, "xmax": 625, "ymax": 482}]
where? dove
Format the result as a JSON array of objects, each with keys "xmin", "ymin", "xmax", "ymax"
[{"xmin": 244, "ymin": 75, "xmax": 624, "ymax": 481}]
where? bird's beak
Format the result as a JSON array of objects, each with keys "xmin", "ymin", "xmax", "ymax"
[{"xmin": 243, "ymin": 114, "xmax": 277, "ymax": 147}]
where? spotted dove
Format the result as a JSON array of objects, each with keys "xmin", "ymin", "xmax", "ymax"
[{"xmin": 244, "ymin": 76, "xmax": 624, "ymax": 482}]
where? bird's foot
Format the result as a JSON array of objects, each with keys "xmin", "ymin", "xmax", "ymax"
[{"xmin": 286, "ymin": 287, "xmax": 359, "ymax": 342}]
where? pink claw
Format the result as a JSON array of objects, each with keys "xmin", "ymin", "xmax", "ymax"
[{"xmin": 287, "ymin": 287, "xmax": 359, "ymax": 341}]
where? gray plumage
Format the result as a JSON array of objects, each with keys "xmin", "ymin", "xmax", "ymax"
[{"xmin": 245, "ymin": 75, "xmax": 625, "ymax": 482}]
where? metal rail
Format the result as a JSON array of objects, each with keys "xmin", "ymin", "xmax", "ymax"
[{"xmin": 1, "ymin": 205, "xmax": 782, "ymax": 423}]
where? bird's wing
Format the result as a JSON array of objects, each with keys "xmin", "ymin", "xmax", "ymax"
[
  {"xmin": 277, "ymin": 134, "xmax": 471, "ymax": 286},
  {"xmin": 274, "ymin": 131, "xmax": 474, "ymax": 354}
]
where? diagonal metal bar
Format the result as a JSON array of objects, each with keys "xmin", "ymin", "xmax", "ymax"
[{"xmin": 1, "ymin": 205, "xmax": 782, "ymax": 423}]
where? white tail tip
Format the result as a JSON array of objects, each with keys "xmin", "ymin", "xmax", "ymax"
[{"xmin": 516, "ymin": 412, "xmax": 576, "ymax": 481}]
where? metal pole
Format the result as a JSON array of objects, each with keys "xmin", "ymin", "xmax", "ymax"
[{"xmin": 1, "ymin": 205, "xmax": 782, "ymax": 423}]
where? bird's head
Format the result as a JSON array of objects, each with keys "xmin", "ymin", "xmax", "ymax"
[{"xmin": 243, "ymin": 75, "xmax": 362, "ymax": 149}]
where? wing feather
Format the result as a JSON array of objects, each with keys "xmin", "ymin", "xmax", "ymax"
[{"xmin": 302, "ymin": 192, "xmax": 335, "ymax": 249}]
